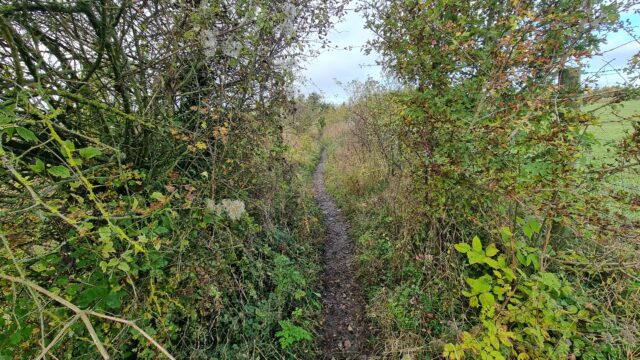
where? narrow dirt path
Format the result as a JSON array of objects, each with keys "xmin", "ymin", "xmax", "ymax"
[{"xmin": 313, "ymin": 148, "xmax": 367, "ymax": 359}]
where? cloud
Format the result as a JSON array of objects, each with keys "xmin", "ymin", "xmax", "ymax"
[
  {"xmin": 298, "ymin": 9, "xmax": 640, "ymax": 101},
  {"xmin": 586, "ymin": 11, "xmax": 640, "ymax": 86},
  {"xmin": 298, "ymin": 10, "xmax": 382, "ymax": 103}
]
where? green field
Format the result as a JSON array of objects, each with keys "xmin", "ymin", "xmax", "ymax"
[
  {"xmin": 585, "ymin": 99, "xmax": 639, "ymax": 159},
  {"xmin": 584, "ymin": 99, "xmax": 639, "ymax": 220}
]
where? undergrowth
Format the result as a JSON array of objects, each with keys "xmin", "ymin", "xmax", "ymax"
[{"xmin": 322, "ymin": 103, "xmax": 639, "ymax": 359}]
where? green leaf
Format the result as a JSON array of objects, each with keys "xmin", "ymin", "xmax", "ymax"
[
  {"xmin": 16, "ymin": 127, "xmax": 37, "ymax": 142},
  {"xmin": 466, "ymin": 274, "xmax": 493, "ymax": 295},
  {"xmin": 500, "ymin": 226, "xmax": 512, "ymax": 243},
  {"xmin": 62, "ymin": 140, "xmax": 75, "ymax": 151},
  {"xmin": 479, "ymin": 292, "xmax": 495, "ymax": 308},
  {"xmin": 117, "ymin": 262, "xmax": 131, "ymax": 272},
  {"xmin": 78, "ymin": 146, "xmax": 102, "ymax": 159},
  {"xmin": 98, "ymin": 226, "xmax": 111, "ymax": 240},
  {"xmin": 30, "ymin": 159, "xmax": 45, "ymax": 173},
  {"xmin": 3, "ymin": 127, "xmax": 15, "ymax": 141},
  {"xmin": 9, "ymin": 330, "xmax": 22, "ymax": 345},
  {"xmin": 275, "ymin": 320, "xmax": 312, "ymax": 349},
  {"xmin": 47, "ymin": 166, "xmax": 71, "ymax": 178},
  {"xmin": 484, "ymin": 257, "xmax": 499, "ymax": 269},
  {"xmin": 539, "ymin": 272, "xmax": 561, "ymax": 290},
  {"xmin": 154, "ymin": 226, "xmax": 169, "ymax": 235},
  {"xmin": 454, "ymin": 243, "xmax": 471, "ymax": 253},
  {"xmin": 528, "ymin": 253, "xmax": 540, "ymax": 270},
  {"xmin": 485, "ymin": 243, "xmax": 499, "ymax": 257},
  {"xmin": 502, "ymin": 268, "xmax": 516, "ymax": 281},
  {"xmin": 528, "ymin": 218, "xmax": 542, "ymax": 234},
  {"xmin": 75, "ymin": 286, "xmax": 109, "ymax": 308},
  {"xmin": 523, "ymin": 224, "xmax": 533, "ymax": 239},
  {"xmin": 472, "ymin": 236, "xmax": 482, "ymax": 252},
  {"xmin": 469, "ymin": 295, "xmax": 479, "ymax": 307},
  {"xmin": 467, "ymin": 250, "xmax": 484, "ymax": 265},
  {"xmin": 150, "ymin": 191, "xmax": 165, "ymax": 202},
  {"xmin": 0, "ymin": 107, "xmax": 15, "ymax": 125},
  {"xmin": 104, "ymin": 291, "xmax": 123, "ymax": 310}
]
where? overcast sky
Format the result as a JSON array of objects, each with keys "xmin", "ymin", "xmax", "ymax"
[
  {"xmin": 297, "ymin": 9, "xmax": 381, "ymax": 103},
  {"xmin": 298, "ymin": 9, "xmax": 640, "ymax": 104}
]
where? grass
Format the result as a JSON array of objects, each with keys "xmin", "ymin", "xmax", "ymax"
[
  {"xmin": 585, "ymin": 99, "xmax": 639, "ymax": 160},
  {"xmin": 584, "ymin": 99, "xmax": 640, "ymax": 221}
]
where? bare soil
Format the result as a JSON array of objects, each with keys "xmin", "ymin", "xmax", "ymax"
[{"xmin": 313, "ymin": 148, "xmax": 368, "ymax": 359}]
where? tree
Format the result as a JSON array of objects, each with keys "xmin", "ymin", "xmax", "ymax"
[{"xmin": 360, "ymin": 0, "xmax": 626, "ymax": 240}]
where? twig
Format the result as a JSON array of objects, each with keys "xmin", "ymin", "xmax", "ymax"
[
  {"xmin": 0, "ymin": 273, "xmax": 176, "ymax": 360},
  {"xmin": 0, "ymin": 273, "xmax": 109, "ymax": 359},
  {"xmin": 88, "ymin": 311, "xmax": 176, "ymax": 360},
  {"xmin": 34, "ymin": 315, "xmax": 80, "ymax": 360}
]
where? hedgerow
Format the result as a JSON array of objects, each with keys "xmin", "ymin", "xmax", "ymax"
[
  {"xmin": 0, "ymin": 1, "xmax": 344, "ymax": 358},
  {"xmin": 320, "ymin": 0, "xmax": 639, "ymax": 357}
]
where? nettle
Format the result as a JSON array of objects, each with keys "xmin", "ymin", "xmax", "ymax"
[{"xmin": 444, "ymin": 221, "xmax": 593, "ymax": 360}]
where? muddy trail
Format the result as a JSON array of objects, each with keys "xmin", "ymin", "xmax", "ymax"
[{"xmin": 313, "ymin": 148, "xmax": 368, "ymax": 359}]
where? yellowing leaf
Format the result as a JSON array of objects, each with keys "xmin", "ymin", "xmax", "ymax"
[
  {"xmin": 101, "ymin": 241, "xmax": 115, "ymax": 258},
  {"xmin": 32, "ymin": 245, "xmax": 47, "ymax": 256},
  {"xmin": 153, "ymin": 237, "xmax": 161, "ymax": 250},
  {"xmin": 31, "ymin": 262, "xmax": 48, "ymax": 272},
  {"xmin": 133, "ymin": 241, "xmax": 145, "ymax": 255}
]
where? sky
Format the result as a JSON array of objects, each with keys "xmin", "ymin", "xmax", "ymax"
[
  {"xmin": 298, "ymin": 8, "xmax": 640, "ymax": 104},
  {"xmin": 586, "ymin": 10, "xmax": 640, "ymax": 86},
  {"xmin": 297, "ymin": 9, "xmax": 381, "ymax": 103}
]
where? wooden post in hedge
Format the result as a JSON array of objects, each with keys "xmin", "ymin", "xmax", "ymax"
[
  {"xmin": 558, "ymin": 66, "xmax": 581, "ymax": 108},
  {"xmin": 541, "ymin": 66, "xmax": 582, "ymax": 271}
]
